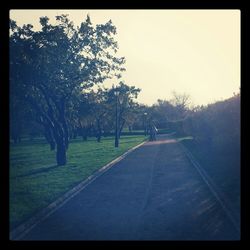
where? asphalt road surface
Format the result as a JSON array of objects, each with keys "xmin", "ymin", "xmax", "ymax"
[{"xmin": 21, "ymin": 134, "xmax": 240, "ymax": 240}]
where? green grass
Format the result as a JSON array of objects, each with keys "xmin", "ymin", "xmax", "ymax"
[{"xmin": 10, "ymin": 135, "xmax": 147, "ymax": 229}]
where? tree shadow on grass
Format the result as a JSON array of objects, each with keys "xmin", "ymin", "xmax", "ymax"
[{"xmin": 15, "ymin": 164, "xmax": 61, "ymax": 178}]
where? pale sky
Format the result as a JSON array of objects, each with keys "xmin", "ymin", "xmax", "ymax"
[{"xmin": 10, "ymin": 10, "xmax": 240, "ymax": 106}]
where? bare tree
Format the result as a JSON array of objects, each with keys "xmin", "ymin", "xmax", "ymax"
[{"xmin": 169, "ymin": 91, "xmax": 192, "ymax": 120}]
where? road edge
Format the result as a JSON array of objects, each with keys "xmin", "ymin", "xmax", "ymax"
[{"xmin": 178, "ymin": 140, "xmax": 240, "ymax": 234}]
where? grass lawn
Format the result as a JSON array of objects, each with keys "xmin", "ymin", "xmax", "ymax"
[{"xmin": 10, "ymin": 135, "xmax": 147, "ymax": 230}]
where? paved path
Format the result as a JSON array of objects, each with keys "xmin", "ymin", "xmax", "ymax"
[{"xmin": 21, "ymin": 134, "xmax": 239, "ymax": 240}]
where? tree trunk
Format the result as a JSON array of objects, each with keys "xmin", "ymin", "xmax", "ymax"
[
  {"xmin": 81, "ymin": 127, "xmax": 88, "ymax": 141},
  {"xmin": 27, "ymin": 94, "xmax": 68, "ymax": 165},
  {"xmin": 50, "ymin": 142, "xmax": 55, "ymax": 151},
  {"xmin": 58, "ymin": 98, "xmax": 69, "ymax": 150},
  {"xmin": 44, "ymin": 126, "xmax": 55, "ymax": 151},
  {"xmin": 96, "ymin": 119, "xmax": 102, "ymax": 142},
  {"xmin": 118, "ymin": 119, "xmax": 125, "ymax": 139},
  {"xmin": 69, "ymin": 131, "xmax": 73, "ymax": 140},
  {"xmin": 73, "ymin": 129, "xmax": 77, "ymax": 139},
  {"xmin": 97, "ymin": 135, "xmax": 101, "ymax": 142},
  {"xmin": 56, "ymin": 141, "xmax": 67, "ymax": 166},
  {"xmin": 12, "ymin": 131, "xmax": 21, "ymax": 144},
  {"xmin": 46, "ymin": 136, "xmax": 56, "ymax": 151}
]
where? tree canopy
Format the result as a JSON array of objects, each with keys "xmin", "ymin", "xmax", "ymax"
[{"xmin": 10, "ymin": 14, "xmax": 125, "ymax": 165}]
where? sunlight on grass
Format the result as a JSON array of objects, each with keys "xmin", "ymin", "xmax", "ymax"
[{"xmin": 10, "ymin": 135, "xmax": 147, "ymax": 229}]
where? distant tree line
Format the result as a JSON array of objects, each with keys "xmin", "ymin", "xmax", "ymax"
[{"xmin": 146, "ymin": 91, "xmax": 240, "ymax": 155}]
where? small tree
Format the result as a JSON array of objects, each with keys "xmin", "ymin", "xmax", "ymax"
[
  {"xmin": 169, "ymin": 91, "xmax": 191, "ymax": 120},
  {"xmin": 80, "ymin": 88, "xmax": 110, "ymax": 142},
  {"xmin": 107, "ymin": 82, "xmax": 141, "ymax": 139}
]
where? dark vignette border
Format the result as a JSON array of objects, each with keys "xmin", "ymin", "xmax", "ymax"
[{"xmin": 0, "ymin": 0, "xmax": 248, "ymax": 248}]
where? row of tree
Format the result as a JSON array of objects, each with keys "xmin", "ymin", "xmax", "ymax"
[
  {"xmin": 10, "ymin": 14, "xmax": 139, "ymax": 165},
  {"xmin": 10, "ymin": 13, "xmax": 240, "ymax": 169}
]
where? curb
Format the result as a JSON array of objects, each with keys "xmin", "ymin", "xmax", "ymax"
[
  {"xmin": 10, "ymin": 139, "xmax": 148, "ymax": 240},
  {"xmin": 178, "ymin": 140, "xmax": 240, "ymax": 234}
]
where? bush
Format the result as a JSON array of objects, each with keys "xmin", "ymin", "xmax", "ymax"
[{"xmin": 182, "ymin": 93, "xmax": 240, "ymax": 215}]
